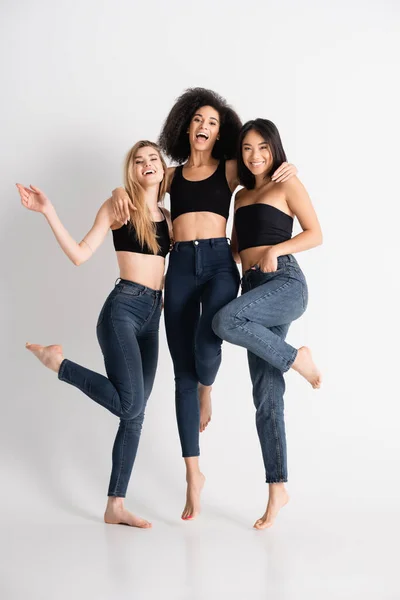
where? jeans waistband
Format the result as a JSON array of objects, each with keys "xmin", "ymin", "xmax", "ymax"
[
  {"xmin": 173, "ymin": 237, "xmax": 230, "ymax": 251},
  {"xmin": 115, "ymin": 278, "xmax": 163, "ymax": 298}
]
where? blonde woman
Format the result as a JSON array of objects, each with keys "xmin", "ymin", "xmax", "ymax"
[{"xmin": 16, "ymin": 141, "xmax": 172, "ymax": 528}]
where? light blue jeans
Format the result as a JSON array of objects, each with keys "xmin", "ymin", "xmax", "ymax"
[{"xmin": 212, "ymin": 255, "xmax": 308, "ymax": 482}]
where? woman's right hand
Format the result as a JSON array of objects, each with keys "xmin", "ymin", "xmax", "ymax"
[
  {"xmin": 111, "ymin": 187, "xmax": 136, "ymax": 224},
  {"xmin": 16, "ymin": 184, "xmax": 52, "ymax": 215}
]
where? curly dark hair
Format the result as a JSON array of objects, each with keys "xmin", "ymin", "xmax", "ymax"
[
  {"xmin": 158, "ymin": 88, "xmax": 242, "ymax": 163},
  {"xmin": 237, "ymin": 119, "xmax": 287, "ymax": 189}
]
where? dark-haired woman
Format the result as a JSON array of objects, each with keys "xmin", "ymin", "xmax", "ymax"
[
  {"xmin": 17, "ymin": 141, "xmax": 172, "ymax": 528},
  {"xmin": 212, "ymin": 120, "xmax": 322, "ymax": 530},
  {"xmin": 111, "ymin": 89, "xmax": 297, "ymax": 520}
]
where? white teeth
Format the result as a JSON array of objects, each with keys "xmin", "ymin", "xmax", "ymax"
[
  {"xmin": 144, "ymin": 170, "xmax": 155, "ymax": 175},
  {"xmin": 196, "ymin": 132, "xmax": 209, "ymax": 140}
]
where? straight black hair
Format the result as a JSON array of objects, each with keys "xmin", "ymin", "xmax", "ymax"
[{"xmin": 237, "ymin": 119, "xmax": 287, "ymax": 189}]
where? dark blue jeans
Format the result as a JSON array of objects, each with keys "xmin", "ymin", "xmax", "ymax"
[
  {"xmin": 58, "ymin": 279, "xmax": 162, "ymax": 497},
  {"xmin": 164, "ymin": 238, "xmax": 240, "ymax": 457},
  {"xmin": 212, "ymin": 255, "xmax": 308, "ymax": 482}
]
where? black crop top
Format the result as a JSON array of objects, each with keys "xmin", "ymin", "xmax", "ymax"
[
  {"xmin": 234, "ymin": 204, "xmax": 293, "ymax": 253},
  {"xmin": 112, "ymin": 213, "xmax": 170, "ymax": 258},
  {"xmin": 170, "ymin": 160, "xmax": 232, "ymax": 222}
]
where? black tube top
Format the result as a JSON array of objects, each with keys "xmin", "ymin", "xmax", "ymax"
[{"xmin": 234, "ymin": 203, "xmax": 293, "ymax": 252}]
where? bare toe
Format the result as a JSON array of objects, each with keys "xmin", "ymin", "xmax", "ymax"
[
  {"xmin": 104, "ymin": 503, "xmax": 152, "ymax": 529},
  {"xmin": 292, "ymin": 346, "xmax": 322, "ymax": 389},
  {"xmin": 181, "ymin": 472, "xmax": 205, "ymax": 520},
  {"xmin": 253, "ymin": 486, "xmax": 289, "ymax": 530},
  {"xmin": 26, "ymin": 343, "xmax": 63, "ymax": 373}
]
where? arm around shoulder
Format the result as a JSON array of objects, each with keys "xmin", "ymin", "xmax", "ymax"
[
  {"xmin": 283, "ymin": 176, "xmax": 323, "ymax": 246},
  {"xmin": 165, "ymin": 166, "xmax": 176, "ymax": 193},
  {"xmin": 225, "ymin": 159, "xmax": 239, "ymax": 192},
  {"xmin": 111, "ymin": 186, "xmax": 134, "ymax": 223}
]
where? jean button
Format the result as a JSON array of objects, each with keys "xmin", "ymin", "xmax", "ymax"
[{"xmin": 194, "ymin": 240, "xmax": 199, "ymax": 245}]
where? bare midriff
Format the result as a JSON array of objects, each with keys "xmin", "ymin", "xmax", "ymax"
[
  {"xmin": 116, "ymin": 252, "xmax": 165, "ymax": 290},
  {"xmin": 172, "ymin": 212, "xmax": 227, "ymax": 242},
  {"xmin": 240, "ymin": 246, "xmax": 277, "ymax": 273}
]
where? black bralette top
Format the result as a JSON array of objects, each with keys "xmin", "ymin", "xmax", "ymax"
[
  {"xmin": 112, "ymin": 212, "xmax": 170, "ymax": 257},
  {"xmin": 170, "ymin": 160, "xmax": 232, "ymax": 222}
]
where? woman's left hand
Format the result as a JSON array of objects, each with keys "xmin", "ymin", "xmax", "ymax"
[
  {"xmin": 271, "ymin": 162, "xmax": 297, "ymax": 183},
  {"xmin": 252, "ymin": 247, "xmax": 279, "ymax": 273}
]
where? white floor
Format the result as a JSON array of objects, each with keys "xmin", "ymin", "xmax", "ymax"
[{"xmin": 2, "ymin": 497, "xmax": 398, "ymax": 600}]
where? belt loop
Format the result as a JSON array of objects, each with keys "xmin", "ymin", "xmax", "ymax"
[
  {"xmin": 227, "ymin": 237, "xmax": 231, "ymax": 245},
  {"xmin": 210, "ymin": 238, "xmax": 215, "ymax": 247},
  {"xmin": 174, "ymin": 242, "xmax": 180, "ymax": 252}
]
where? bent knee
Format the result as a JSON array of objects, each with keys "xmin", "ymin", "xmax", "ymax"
[
  {"xmin": 120, "ymin": 396, "xmax": 145, "ymax": 420},
  {"xmin": 212, "ymin": 306, "xmax": 236, "ymax": 339}
]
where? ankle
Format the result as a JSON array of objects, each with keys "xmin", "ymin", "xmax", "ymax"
[
  {"xmin": 107, "ymin": 496, "xmax": 124, "ymax": 508},
  {"xmin": 186, "ymin": 469, "xmax": 202, "ymax": 482},
  {"xmin": 268, "ymin": 482, "xmax": 287, "ymax": 495}
]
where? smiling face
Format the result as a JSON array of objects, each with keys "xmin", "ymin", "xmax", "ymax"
[
  {"xmin": 188, "ymin": 105, "xmax": 220, "ymax": 152},
  {"xmin": 242, "ymin": 129, "xmax": 274, "ymax": 177},
  {"xmin": 133, "ymin": 146, "xmax": 165, "ymax": 188}
]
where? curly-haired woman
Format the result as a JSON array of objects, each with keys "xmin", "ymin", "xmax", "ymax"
[
  {"xmin": 111, "ymin": 89, "xmax": 297, "ymax": 520},
  {"xmin": 17, "ymin": 141, "xmax": 172, "ymax": 528}
]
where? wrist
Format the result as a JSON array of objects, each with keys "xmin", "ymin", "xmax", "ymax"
[
  {"xmin": 43, "ymin": 203, "xmax": 55, "ymax": 218},
  {"xmin": 267, "ymin": 245, "xmax": 280, "ymax": 258}
]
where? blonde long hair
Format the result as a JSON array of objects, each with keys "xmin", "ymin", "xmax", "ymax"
[{"xmin": 124, "ymin": 141, "xmax": 168, "ymax": 254}]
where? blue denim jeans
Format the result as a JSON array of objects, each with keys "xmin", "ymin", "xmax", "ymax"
[
  {"xmin": 212, "ymin": 255, "xmax": 308, "ymax": 482},
  {"xmin": 164, "ymin": 238, "xmax": 240, "ymax": 457},
  {"xmin": 58, "ymin": 279, "xmax": 162, "ymax": 497}
]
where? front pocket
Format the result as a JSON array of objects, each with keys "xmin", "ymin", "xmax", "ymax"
[{"xmin": 255, "ymin": 265, "xmax": 284, "ymax": 276}]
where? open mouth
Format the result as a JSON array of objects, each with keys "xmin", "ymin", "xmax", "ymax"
[
  {"xmin": 143, "ymin": 169, "xmax": 156, "ymax": 176},
  {"xmin": 196, "ymin": 132, "xmax": 209, "ymax": 141},
  {"xmin": 250, "ymin": 161, "xmax": 265, "ymax": 167}
]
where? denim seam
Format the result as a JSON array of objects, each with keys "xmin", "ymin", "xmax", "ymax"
[
  {"xmin": 113, "ymin": 421, "xmax": 128, "ymax": 496},
  {"xmin": 234, "ymin": 279, "xmax": 292, "ymax": 320},
  {"xmin": 141, "ymin": 297, "xmax": 161, "ymax": 329},
  {"xmin": 301, "ymin": 282, "xmax": 308, "ymax": 312},
  {"xmin": 236, "ymin": 324, "xmax": 293, "ymax": 371},
  {"xmin": 59, "ymin": 366, "xmax": 112, "ymax": 408},
  {"xmin": 118, "ymin": 288, "xmax": 142, "ymax": 298},
  {"xmin": 110, "ymin": 302, "xmax": 134, "ymax": 417},
  {"xmin": 269, "ymin": 367, "xmax": 283, "ymax": 481}
]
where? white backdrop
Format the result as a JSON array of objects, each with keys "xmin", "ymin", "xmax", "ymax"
[{"xmin": 1, "ymin": 1, "xmax": 399, "ymax": 599}]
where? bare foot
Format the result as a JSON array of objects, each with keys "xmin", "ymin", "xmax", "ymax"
[
  {"xmin": 199, "ymin": 384, "xmax": 212, "ymax": 432},
  {"xmin": 104, "ymin": 497, "xmax": 152, "ymax": 528},
  {"xmin": 292, "ymin": 346, "xmax": 322, "ymax": 389},
  {"xmin": 181, "ymin": 472, "xmax": 205, "ymax": 520},
  {"xmin": 253, "ymin": 484, "xmax": 289, "ymax": 530},
  {"xmin": 26, "ymin": 343, "xmax": 64, "ymax": 373}
]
